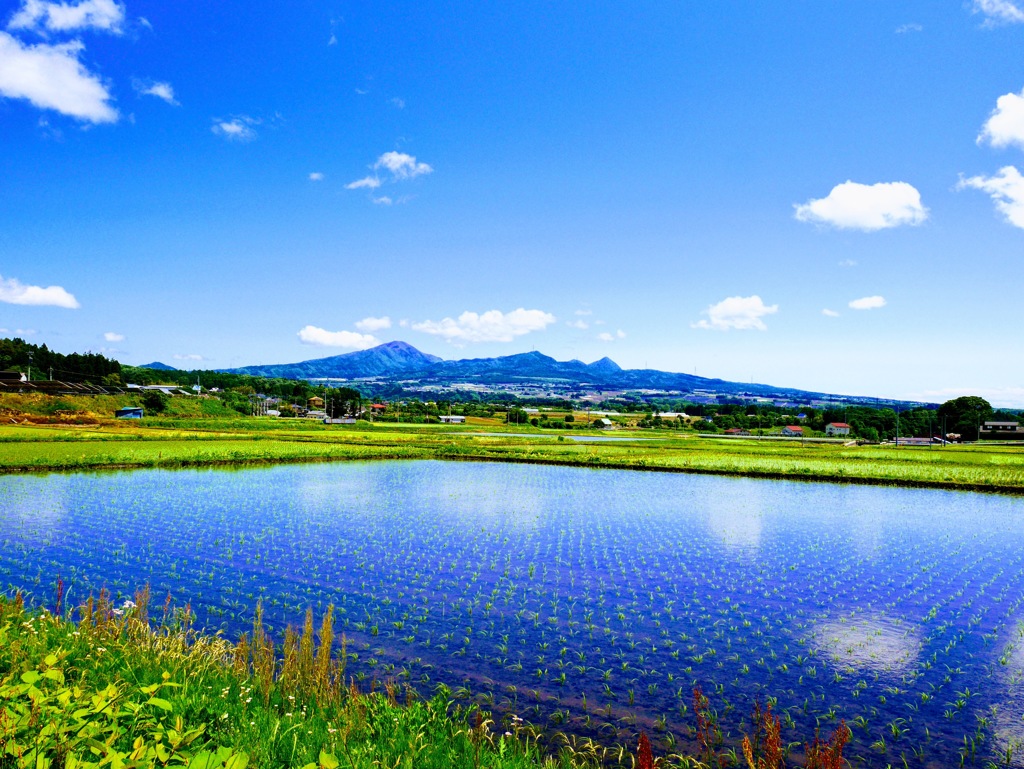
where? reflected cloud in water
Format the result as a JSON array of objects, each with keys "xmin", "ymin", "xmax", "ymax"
[{"xmin": 808, "ymin": 613, "xmax": 922, "ymax": 676}]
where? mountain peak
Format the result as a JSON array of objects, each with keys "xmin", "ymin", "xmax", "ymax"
[{"xmin": 588, "ymin": 356, "xmax": 621, "ymax": 373}]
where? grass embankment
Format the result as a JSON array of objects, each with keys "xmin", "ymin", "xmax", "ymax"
[
  {"xmin": 1, "ymin": 420, "xmax": 1024, "ymax": 492},
  {"xmin": 0, "ymin": 393, "xmax": 243, "ymax": 424},
  {"xmin": 0, "ymin": 593, "xmax": 602, "ymax": 769}
]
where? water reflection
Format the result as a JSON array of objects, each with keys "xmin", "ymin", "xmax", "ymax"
[{"xmin": 808, "ymin": 613, "xmax": 922, "ymax": 675}]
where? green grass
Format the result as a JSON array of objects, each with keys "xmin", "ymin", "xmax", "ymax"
[
  {"xmin": 0, "ymin": 594, "xmax": 615, "ymax": 769},
  {"xmin": 1, "ymin": 419, "xmax": 1023, "ymax": 492}
]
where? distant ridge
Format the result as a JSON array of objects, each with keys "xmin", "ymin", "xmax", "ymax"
[
  {"xmin": 227, "ymin": 340, "xmax": 442, "ymax": 379},
  {"xmin": 220, "ymin": 340, "xmax": 838, "ymax": 401},
  {"xmin": 139, "ymin": 361, "xmax": 177, "ymax": 371}
]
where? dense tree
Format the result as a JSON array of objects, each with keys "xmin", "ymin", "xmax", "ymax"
[
  {"xmin": 0, "ymin": 338, "xmax": 121, "ymax": 383},
  {"xmin": 937, "ymin": 396, "xmax": 993, "ymax": 441},
  {"xmin": 141, "ymin": 390, "xmax": 169, "ymax": 414}
]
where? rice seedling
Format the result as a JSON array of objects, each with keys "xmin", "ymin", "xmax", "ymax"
[{"xmin": 0, "ymin": 461, "xmax": 1022, "ymax": 763}]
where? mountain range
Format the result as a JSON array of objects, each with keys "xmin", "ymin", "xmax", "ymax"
[{"xmin": 221, "ymin": 341, "xmax": 839, "ymax": 401}]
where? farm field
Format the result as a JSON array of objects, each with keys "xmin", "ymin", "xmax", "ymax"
[
  {"xmin": 1, "ymin": 461, "xmax": 1023, "ymax": 766},
  {"xmin": 3, "ymin": 420, "xmax": 1024, "ymax": 492}
]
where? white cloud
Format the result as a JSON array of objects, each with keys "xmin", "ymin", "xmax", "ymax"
[
  {"xmin": 103, "ymin": 331, "xmax": 124, "ymax": 342},
  {"xmin": 972, "ymin": 0, "xmax": 1024, "ymax": 25},
  {"xmin": 297, "ymin": 325, "xmax": 379, "ymax": 349},
  {"xmin": 838, "ymin": 259, "xmax": 858, "ymax": 268},
  {"xmin": 372, "ymin": 196, "xmax": 392, "ymax": 205},
  {"xmin": 574, "ymin": 309, "xmax": 593, "ymax": 316},
  {"xmin": 308, "ymin": 172, "xmax": 324, "ymax": 181},
  {"xmin": 0, "ymin": 274, "xmax": 79, "ymax": 308},
  {"xmin": 848, "ymin": 295, "xmax": 886, "ymax": 310},
  {"xmin": 896, "ymin": 23, "xmax": 923, "ymax": 33},
  {"xmin": 0, "ymin": 328, "xmax": 36, "ymax": 336},
  {"xmin": 794, "ymin": 181, "xmax": 928, "ymax": 231},
  {"xmin": 412, "ymin": 308, "xmax": 556, "ymax": 343},
  {"xmin": 822, "ymin": 309, "xmax": 840, "ymax": 317},
  {"xmin": 173, "ymin": 353, "xmax": 204, "ymax": 361},
  {"xmin": 355, "ymin": 316, "xmax": 391, "ymax": 332},
  {"xmin": 567, "ymin": 319, "xmax": 589, "ymax": 330},
  {"xmin": 389, "ymin": 97, "xmax": 404, "ymax": 109},
  {"xmin": 9, "ymin": 0, "xmax": 125, "ymax": 34},
  {"xmin": 959, "ymin": 166, "xmax": 1024, "ymax": 228},
  {"xmin": 597, "ymin": 329, "xmax": 627, "ymax": 342},
  {"xmin": 345, "ymin": 175, "xmax": 380, "ymax": 190},
  {"xmin": 211, "ymin": 116, "xmax": 257, "ymax": 141},
  {"xmin": 0, "ymin": 32, "xmax": 116, "ymax": 123},
  {"xmin": 979, "ymin": 89, "xmax": 1024, "ymax": 150},
  {"xmin": 374, "ymin": 151, "xmax": 432, "ymax": 180},
  {"xmin": 692, "ymin": 295, "xmax": 778, "ymax": 331},
  {"xmin": 133, "ymin": 79, "xmax": 177, "ymax": 105}
]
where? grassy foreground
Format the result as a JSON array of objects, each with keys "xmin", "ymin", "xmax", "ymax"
[
  {"xmin": 1, "ymin": 419, "xmax": 1024, "ymax": 492},
  {"xmin": 0, "ymin": 593, "xmax": 602, "ymax": 769}
]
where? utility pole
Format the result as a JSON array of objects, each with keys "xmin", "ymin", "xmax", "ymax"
[{"xmin": 27, "ymin": 352, "xmax": 33, "ymax": 382}]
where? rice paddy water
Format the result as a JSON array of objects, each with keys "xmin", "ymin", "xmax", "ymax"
[{"xmin": 1, "ymin": 461, "xmax": 1022, "ymax": 766}]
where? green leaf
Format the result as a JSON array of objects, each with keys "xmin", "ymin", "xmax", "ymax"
[
  {"xmin": 20, "ymin": 670, "xmax": 40, "ymax": 685},
  {"xmin": 223, "ymin": 754, "xmax": 248, "ymax": 769},
  {"xmin": 319, "ymin": 753, "xmax": 339, "ymax": 769},
  {"xmin": 186, "ymin": 752, "xmax": 219, "ymax": 769},
  {"xmin": 43, "ymin": 669, "xmax": 65, "ymax": 684},
  {"xmin": 147, "ymin": 697, "xmax": 174, "ymax": 712},
  {"xmin": 44, "ymin": 654, "xmax": 58, "ymax": 667}
]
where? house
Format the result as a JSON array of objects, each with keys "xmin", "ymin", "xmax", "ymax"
[
  {"xmin": 782, "ymin": 425, "xmax": 804, "ymax": 437},
  {"xmin": 980, "ymin": 421, "xmax": 1024, "ymax": 440},
  {"xmin": 308, "ymin": 396, "xmax": 325, "ymax": 409},
  {"xmin": 594, "ymin": 418, "xmax": 613, "ymax": 428},
  {"xmin": 723, "ymin": 427, "xmax": 750, "ymax": 436},
  {"xmin": 826, "ymin": 422, "xmax": 851, "ymax": 437},
  {"xmin": 0, "ymin": 370, "xmax": 25, "ymax": 383},
  {"xmin": 115, "ymin": 407, "xmax": 144, "ymax": 419},
  {"xmin": 371, "ymin": 403, "xmax": 387, "ymax": 412},
  {"xmin": 439, "ymin": 415, "xmax": 466, "ymax": 424}
]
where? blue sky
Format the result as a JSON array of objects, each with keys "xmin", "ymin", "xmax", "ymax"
[{"xmin": 3, "ymin": 1, "xmax": 1024, "ymax": 404}]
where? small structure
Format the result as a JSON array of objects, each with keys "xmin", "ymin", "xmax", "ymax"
[
  {"xmin": 782, "ymin": 425, "xmax": 804, "ymax": 437},
  {"xmin": 0, "ymin": 370, "xmax": 26, "ymax": 383},
  {"xmin": 371, "ymin": 403, "xmax": 387, "ymax": 413},
  {"xmin": 439, "ymin": 415, "xmax": 466, "ymax": 424},
  {"xmin": 723, "ymin": 427, "xmax": 750, "ymax": 436},
  {"xmin": 594, "ymin": 418, "xmax": 613, "ymax": 429},
  {"xmin": 308, "ymin": 396, "xmax": 325, "ymax": 409},
  {"xmin": 980, "ymin": 421, "xmax": 1024, "ymax": 440},
  {"xmin": 826, "ymin": 422, "xmax": 851, "ymax": 437},
  {"xmin": 115, "ymin": 406, "xmax": 144, "ymax": 419}
]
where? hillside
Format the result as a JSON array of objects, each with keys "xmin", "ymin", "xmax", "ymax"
[
  {"xmin": 221, "ymin": 340, "xmax": 842, "ymax": 402},
  {"xmin": 228, "ymin": 341, "xmax": 442, "ymax": 379}
]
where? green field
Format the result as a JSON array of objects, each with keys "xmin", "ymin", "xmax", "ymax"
[{"xmin": 2, "ymin": 418, "xmax": 1023, "ymax": 492}]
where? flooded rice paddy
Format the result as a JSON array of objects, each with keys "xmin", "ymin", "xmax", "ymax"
[{"xmin": 1, "ymin": 461, "xmax": 1023, "ymax": 765}]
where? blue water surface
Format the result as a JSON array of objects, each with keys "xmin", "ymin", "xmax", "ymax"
[{"xmin": 1, "ymin": 461, "xmax": 1022, "ymax": 765}]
